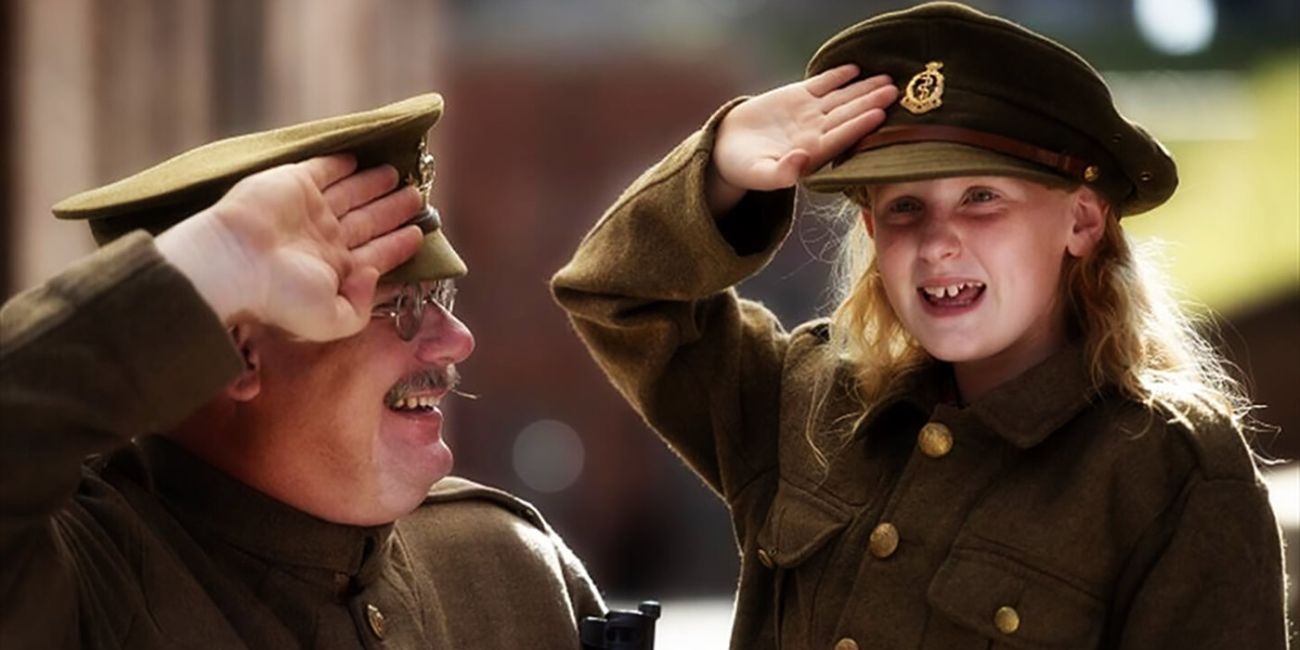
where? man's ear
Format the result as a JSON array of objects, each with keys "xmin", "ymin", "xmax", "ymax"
[
  {"xmin": 1066, "ymin": 188, "xmax": 1107, "ymax": 258},
  {"xmin": 225, "ymin": 324, "xmax": 262, "ymax": 402}
]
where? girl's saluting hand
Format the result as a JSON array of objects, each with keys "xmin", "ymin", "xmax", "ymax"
[{"xmin": 707, "ymin": 64, "xmax": 898, "ymax": 215}]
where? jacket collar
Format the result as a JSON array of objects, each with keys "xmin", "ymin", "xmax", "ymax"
[
  {"xmin": 812, "ymin": 343, "xmax": 1097, "ymax": 507},
  {"xmin": 962, "ymin": 343, "xmax": 1097, "ymax": 448},
  {"xmin": 139, "ymin": 437, "xmax": 393, "ymax": 583},
  {"xmin": 858, "ymin": 342, "xmax": 1098, "ymax": 449}
]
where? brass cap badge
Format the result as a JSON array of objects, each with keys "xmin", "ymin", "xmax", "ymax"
[
  {"xmin": 901, "ymin": 61, "xmax": 945, "ymax": 115},
  {"xmin": 405, "ymin": 136, "xmax": 442, "ymax": 232}
]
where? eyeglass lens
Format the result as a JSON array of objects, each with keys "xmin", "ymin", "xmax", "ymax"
[{"xmin": 391, "ymin": 281, "xmax": 455, "ymax": 341}]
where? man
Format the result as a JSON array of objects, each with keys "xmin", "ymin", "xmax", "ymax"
[{"xmin": 1, "ymin": 93, "xmax": 604, "ymax": 648}]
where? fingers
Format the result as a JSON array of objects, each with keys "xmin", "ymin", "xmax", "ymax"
[
  {"xmin": 333, "ymin": 266, "xmax": 381, "ymax": 338},
  {"xmin": 774, "ymin": 150, "xmax": 812, "ymax": 184},
  {"xmin": 297, "ymin": 154, "xmax": 359, "ymax": 190},
  {"xmin": 744, "ymin": 149, "xmax": 811, "ymax": 191},
  {"xmin": 322, "ymin": 164, "xmax": 401, "ymax": 216},
  {"xmin": 819, "ymin": 74, "xmax": 894, "ymax": 113},
  {"xmin": 351, "ymin": 224, "xmax": 424, "ymax": 275},
  {"xmin": 803, "ymin": 64, "xmax": 860, "ymax": 97},
  {"xmin": 824, "ymin": 83, "xmax": 899, "ymax": 129},
  {"xmin": 318, "ymin": 223, "xmax": 419, "ymax": 341},
  {"xmin": 819, "ymin": 108, "xmax": 891, "ymax": 160},
  {"xmin": 338, "ymin": 185, "xmax": 422, "ymax": 248}
]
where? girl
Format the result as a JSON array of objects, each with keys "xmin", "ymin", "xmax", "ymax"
[{"xmin": 553, "ymin": 3, "xmax": 1288, "ymax": 648}]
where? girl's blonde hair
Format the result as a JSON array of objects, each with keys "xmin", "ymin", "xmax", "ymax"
[{"xmin": 818, "ymin": 184, "xmax": 1255, "ymax": 450}]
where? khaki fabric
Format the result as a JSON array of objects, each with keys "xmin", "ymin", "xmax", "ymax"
[
  {"xmin": 551, "ymin": 106, "xmax": 1289, "ymax": 649},
  {"xmin": 0, "ymin": 233, "xmax": 603, "ymax": 649},
  {"xmin": 52, "ymin": 93, "xmax": 466, "ymax": 283},
  {"xmin": 800, "ymin": 2, "xmax": 1177, "ymax": 216}
]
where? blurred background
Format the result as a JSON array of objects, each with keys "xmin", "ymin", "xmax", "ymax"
[{"xmin": 4, "ymin": 0, "xmax": 1297, "ymax": 643}]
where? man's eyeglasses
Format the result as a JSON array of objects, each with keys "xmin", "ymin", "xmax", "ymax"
[{"xmin": 370, "ymin": 280, "xmax": 457, "ymax": 341}]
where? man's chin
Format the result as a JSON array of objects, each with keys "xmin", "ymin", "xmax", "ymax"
[
  {"xmin": 332, "ymin": 451, "xmax": 454, "ymax": 527},
  {"xmin": 383, "ymin": 437, "xmax": 455, "ymax": 504}
]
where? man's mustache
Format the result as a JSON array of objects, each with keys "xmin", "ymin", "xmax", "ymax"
[{"xmin": 385, "ymin": 366, "xmax": 460, "ymax": 403}]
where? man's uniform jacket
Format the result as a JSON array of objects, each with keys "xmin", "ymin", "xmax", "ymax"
[
  {"xmin": 551, "ymin": 107, "xmax": 1289, "ymax": 649},
  {"xmin": 0, "ymin": 233, "xmax": 604, "ymax": 648}
]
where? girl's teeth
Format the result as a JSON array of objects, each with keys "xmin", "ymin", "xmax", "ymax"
[
  {"xmin": 922, "ymin": 281, "xmax": 985, "ymax": 296},
  {"xmin": 920, "ymin": 281, "xmax": 986, "ymax": 302}
]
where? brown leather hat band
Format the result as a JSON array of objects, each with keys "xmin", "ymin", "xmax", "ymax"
[{"xmin": 854, "ymin": 125, "xmax": 1094, "ymax": 180}]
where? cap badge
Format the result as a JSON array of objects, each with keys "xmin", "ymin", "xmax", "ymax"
[
  {"xmin": 901, "ymin": 61, "xmax": 945, "ymax": 115},
  {"xmin": 405, "ymin": 136, "xmax": 442, "ymax": 232},
  {"xmin": 403, "ymin": 136, "xmax": 438, "ymax": 202}
]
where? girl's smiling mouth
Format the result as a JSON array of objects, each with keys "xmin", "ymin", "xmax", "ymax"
[{"xmin": 918, "ymin": 280, "xmax": 986, "ymax": 313}]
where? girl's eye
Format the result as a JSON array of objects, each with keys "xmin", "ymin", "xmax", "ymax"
[
  {"xmin": 885, "ymin": 196, "xmax": 923, "ymax": 214},
  {"xmin": 965, "ymin": 188, "xmax": 998, "ymax": 204}
]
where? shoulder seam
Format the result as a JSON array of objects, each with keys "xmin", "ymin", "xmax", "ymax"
[
  {"xmin": 422, "ymin": 478, "xmax": 548, "ymax": 531},
  {"xmin": 1153, "ymin": 402, "xmax": 1257, "ymax": 483}
]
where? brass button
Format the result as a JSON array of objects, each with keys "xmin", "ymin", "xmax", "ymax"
[
  {"xmin": 918, "ymin": 422, "xmax": 953, "ymax": 458},
  {"xmin": 834, "ymin": 638, "xmax": 859, "ymax": 650},
  {"xmin": 868, "ymin": 522, "xmax": 899, "ymax": 558},
  {"xmin": 994, "ymin": 605, "xmax": 1020, "ymax": 634},
  {"xmin": 757, "ymin": 547, "xmax": 774, "ymax": 569},
  {"xmin": 365, "ymin": 603, "xmax": 386, "ymax": 639},
  {"xmin": 1083, "ymin": 165, "xmax": 1101, "ymax": 183}
]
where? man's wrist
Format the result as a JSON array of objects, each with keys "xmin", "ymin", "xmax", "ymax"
[{"xmin": 155, "ymin": 212, "xmax": 257, "ymax": 324}]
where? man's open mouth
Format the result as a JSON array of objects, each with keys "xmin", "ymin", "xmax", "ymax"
[
  {"xmin": 383, "ymin": 365, "xmax": 460, "ymax": 414},
  {"xmin": 385, "ymin": 394, "xmax": 441, "ymax": 414}
]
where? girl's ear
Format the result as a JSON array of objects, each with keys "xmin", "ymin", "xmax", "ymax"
[
  {"xmin": 1066, "ymin": 188, "xmax": 1107, "ymax": 257},
  {"xmin": 862, "ymin": 207, "xmax": 876, "ymax": 239},
  {"xmin": 225, "ymin": 324, "xmax": 262, "ymax": 402}
]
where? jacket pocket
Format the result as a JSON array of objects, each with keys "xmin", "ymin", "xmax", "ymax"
[
  {"xmin": 924, "ymin": 547, "xmax": 1105, "ymax": 649},
  {"xmin": 756, "ymin": 479, "xmax": 851, "ymax": 569},
  {"xmin": 755, "ymin": 480, "xmax": 852, "ymax": 649}
]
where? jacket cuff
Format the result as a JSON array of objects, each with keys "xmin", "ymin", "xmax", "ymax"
[{"xmin": 4, "ymin": 231, "xmax": 243, "ymax": 432}]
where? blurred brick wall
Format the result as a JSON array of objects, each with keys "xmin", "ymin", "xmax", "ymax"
[
  {"xmin": 441, "ymin": 58, "xmax": 747, "ymax": 594},
  {"xmin": 1223, "ymin": 294, "xmax": 1300, "ymax": 460},
  {"xmin": 2, "ymin": 0, "xmax": 12, "ymax": 296}
]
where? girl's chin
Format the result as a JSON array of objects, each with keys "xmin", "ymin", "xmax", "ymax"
[{"xmin": 915, "ymin": 335, "xmax": 999, "ymax": 363}]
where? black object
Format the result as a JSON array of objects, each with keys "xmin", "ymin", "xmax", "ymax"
[{"xmin": 580, "ymin": 601, "xmax": 661, "ymax": 650}]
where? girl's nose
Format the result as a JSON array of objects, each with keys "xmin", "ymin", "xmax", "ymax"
[{"xmin": 917, "ymin": 215, "xmax": 961, "ymax": 263}]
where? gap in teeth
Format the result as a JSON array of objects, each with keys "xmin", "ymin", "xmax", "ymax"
[{"xmin": 922, "ymin": 282, "xmax": 984, "ymax": 299}]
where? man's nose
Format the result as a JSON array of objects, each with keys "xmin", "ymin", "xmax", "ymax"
[{"xmin": 414, "ymin": 309, "xmax": 475, "ymax": 365}]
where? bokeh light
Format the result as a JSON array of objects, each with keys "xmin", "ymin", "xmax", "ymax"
[{"xmin": 1134, "ymin": 0, "xmax": 1217, "ymax": 55}]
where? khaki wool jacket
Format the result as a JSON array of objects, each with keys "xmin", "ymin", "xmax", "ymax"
[
  {"xmin": 0, "ymin": 233, "xmax": 605, "ymax": 649},
  {"xmin": 552, "ymin": 106, "xmax": 1290, "ymax": 649}
]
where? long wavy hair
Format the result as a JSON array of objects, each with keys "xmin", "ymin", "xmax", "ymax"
[{"xmin": 817, "ymin": 184, "xmax": 1256, "ymax": 450}]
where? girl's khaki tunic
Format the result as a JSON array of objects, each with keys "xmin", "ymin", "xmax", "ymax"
[{"xmin": 552, "ymin": 106, "xmax": 1289, "ymax": 650}]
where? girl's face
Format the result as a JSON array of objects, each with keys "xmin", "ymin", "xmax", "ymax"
[{"xmin": 866, "ymin": 175, "xmax": 1098, "ymax": 395}]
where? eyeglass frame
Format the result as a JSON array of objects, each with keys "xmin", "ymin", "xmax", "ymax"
[{"xmin": 369, "ymin": 279, "xmax": 458, "ymax": 341}]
